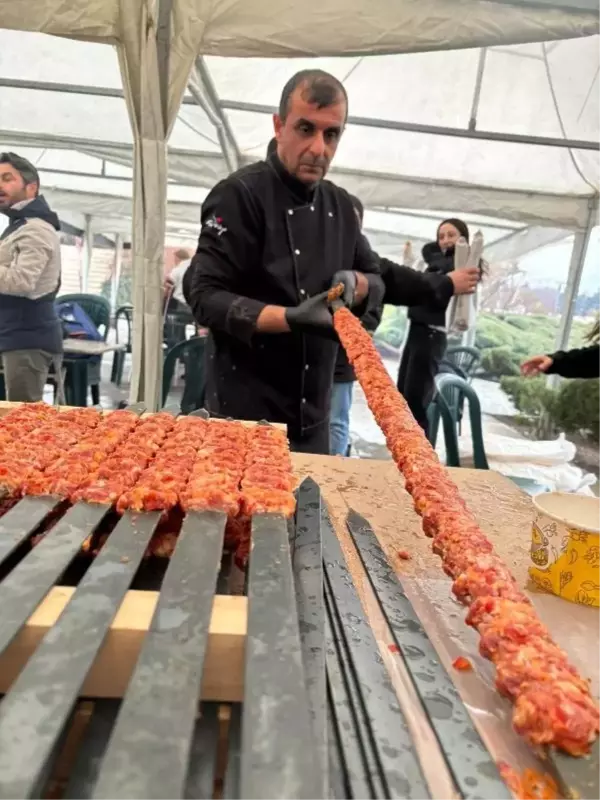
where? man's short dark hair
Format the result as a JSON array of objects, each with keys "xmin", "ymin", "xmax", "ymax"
[
  {"xmin": 278, "ymin": 70, "xmax": 348, "ymax": 123},
  {"xmin": 349, "ymin": 194, "xmax": 364, "ymax": 224},
  {"xmin": 0, "ymin": 152, "xmax": 40, "ymax": 189}
]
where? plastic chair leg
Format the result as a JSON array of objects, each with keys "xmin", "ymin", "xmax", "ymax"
[{"xmin": 91, "ymin": 384, "xmax": 100, "ymax": 406}]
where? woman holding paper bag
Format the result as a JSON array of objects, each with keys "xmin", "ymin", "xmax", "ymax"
[{"xmin": 397, "ymin": 218, "xmax": 483, "ymax": 434}]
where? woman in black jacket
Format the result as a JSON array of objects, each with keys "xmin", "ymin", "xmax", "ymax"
[
  {"xmin": 396, "ymin": 217, "xmax": 472, "ymax": 434},
  {"xmin": 521, "ymin": 321, "xmax": 599, "ymax": 379}
]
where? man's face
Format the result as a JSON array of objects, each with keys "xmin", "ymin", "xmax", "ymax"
[
  {"xmin": 273, "ymin": 85, "xmax": 346, "ymax": 186},
  {"xmin": 0, "ymin": 163, "xmax": 36, "ymax": 209}
]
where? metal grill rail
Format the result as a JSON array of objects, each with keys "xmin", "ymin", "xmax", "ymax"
[{"xmin": 0, "ymin": 466, "xmax": 582, "ymax": 798}]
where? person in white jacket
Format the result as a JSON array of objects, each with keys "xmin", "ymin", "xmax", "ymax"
[{"xmin": 0, "ymin": 153, "xmax": 63, "ymax": 401}]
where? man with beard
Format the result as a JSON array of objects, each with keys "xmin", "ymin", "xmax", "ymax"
[{"xmin": 0, "ymin": 153, "xmax": 62, "ymax": 402}]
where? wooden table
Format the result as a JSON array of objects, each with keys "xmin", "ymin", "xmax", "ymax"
[
  {"xmin": 62, "ymin": 340, "xmax": 126, "ymax": 406},
  {"xmin": 293, "ymin": 454, "xmax": 599, "ymax": 777},
  {"xmin": 63, "ymin": 340, "xmax": 126, "ymax": 357}
]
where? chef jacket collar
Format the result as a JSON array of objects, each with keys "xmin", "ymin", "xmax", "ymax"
[{"xmin": 267, "ymin": 150, "xmax": 319, "ymax": 205}]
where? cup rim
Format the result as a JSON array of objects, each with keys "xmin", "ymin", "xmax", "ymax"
[{"xmin": 532, "ymin": 491, "xmax": 600, "ymax": 535}]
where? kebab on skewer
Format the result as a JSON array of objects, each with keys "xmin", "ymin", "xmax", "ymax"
[
  {"xmin": 24, "ymin": 409, "xmax": 140, "ymax": 498},
  {"xmin": 332, "ymin": 304, "xmax": 599, "ymax": 757},
  {"xmin": 0, "ymin": 407, "xmax": 102, "ymax": 495},
  {"xmin": 233, "ymin": 423, "xmax": 297, "ymax": 570}
]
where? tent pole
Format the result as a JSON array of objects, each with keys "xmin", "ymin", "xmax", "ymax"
[
  {"xmin": 81, "ymin": 214, "xmax": 93, "ymax": 293},
  {"xmin": 0, "ymin": 78, "xmax": 598, "ymax": 151},
  {"xmin": 111, "ymin": 234, "xmax": 123, "ymax": 315},
  {"xmin": 468, "ymin": 48, "xmax": 487, "ymax": 130},
  {"xmin": 546, "ymin": 198, "xmax": 597, "ymax": 389}
]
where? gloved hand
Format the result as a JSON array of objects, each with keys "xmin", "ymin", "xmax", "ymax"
[
  {"xmin": 285, "ymin": 290, "xmax": 337, "ymax": 339},
  {"xmin": 331, "ymin": 270, "xmax": 357, "ymax": 307}
]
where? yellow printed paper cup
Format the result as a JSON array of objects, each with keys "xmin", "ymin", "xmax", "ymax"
[{"xmin": 529, "ymin": 492, "xmax": 599, "ymax": 608}]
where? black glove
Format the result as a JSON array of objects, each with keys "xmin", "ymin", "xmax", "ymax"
[
  {"xmin": 331, "ymin": 270, "xmax": 357, "ymax": 307},
  {"xmin": 285, "ymin": 290, "xmax": 337, "ymax": 340}
]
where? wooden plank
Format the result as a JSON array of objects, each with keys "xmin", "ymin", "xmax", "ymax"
[{"xmin": 0, "ymin": 589, "xmax": 246, "ymax": 702}]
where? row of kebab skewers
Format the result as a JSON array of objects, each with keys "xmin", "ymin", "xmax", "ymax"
[
  {"xmin": 332, "ymin": 306, "xmax": 599, "ymax": 759},
  {"xmin": 0, "ymin": 403, "xmax": 296, "ymax": 564}
]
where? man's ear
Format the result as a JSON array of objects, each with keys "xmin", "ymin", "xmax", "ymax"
[{"xmin": 273, "ymin": 113, "xmax": 283, "ymax": 139}]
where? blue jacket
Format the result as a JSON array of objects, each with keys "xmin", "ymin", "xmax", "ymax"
[{"xmin": 0, "ymin": 196, "xmax": 63, "ymax": 354}]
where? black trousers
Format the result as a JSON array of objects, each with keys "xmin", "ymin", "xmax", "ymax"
[
  {"xmin": 397, "ymin": 322, "xmax": 447, "ymax": 435},
  {"xmin": 289, "ymin": 420, "xmax": 330, "ymax": 455}
]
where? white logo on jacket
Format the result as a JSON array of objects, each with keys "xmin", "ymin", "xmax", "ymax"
[{"xmin": 204, "ymin": 215, "xmax": 228, "ymax": 237}]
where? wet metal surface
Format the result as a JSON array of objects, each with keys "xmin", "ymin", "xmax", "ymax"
[
  {"xmin": 92, "ymin": 510, "xmax": 226, "ymax": 799},
  {"xmin": 293, "ymin": 478, "xmax": 327, "ymax": 795},
  {"xmin": 549, "ymin": 738, "xmax": 600, "ymax": 800},
  {"xmin": 346, "ymin": 509, "xmax": 511, "ymax": 800},
  {"xmin": 325, "ymin": 586, "xmax": 382, "ymax": 799},
  {"xmin": 0, "ymin": 496, "xmax": 60, "ymax": 567},
  {"xmin": 321, "ymin": 502, "xmax": 430, "ymax": 799},
  {"xmin": 0, "ymin": 502, "xmax": 110, "ymax": 657},
  {"xmin": 0, "ymin": 511, "xmax": 161, "ymax": 799},
  {"xmin": 241, "ymin": 512, "xmax": 321, "ymax": 799}
]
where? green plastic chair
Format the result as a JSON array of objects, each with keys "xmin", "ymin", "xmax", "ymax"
[
  {"xmin": 438, "ymin": 346, "xmax": 480, "ymax": 432},
  {"xmin": 110, "ymin": 304, "xmax": 133, "ymax": 387},
  {"xmin": 162, "ymin": 336, "xmax": 207, "ymax": 414},
  {"xmin": 444, "ymin": 346, "xmax": 480, "ymax": 381},
  {"xmin": 58, "ymin": 293, "xmax": 111, "ymax": 405},
  {"xmin": 427, "ymin": 373, "xmax": 550, "ymax": 495},
  {"xmin": 428, "ymin": 373, "xmax": 489, "ymax": 469}
]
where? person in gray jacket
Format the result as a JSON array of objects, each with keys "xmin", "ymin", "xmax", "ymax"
[{"xmin": 0, "ymin": 153, "xmax": 63, "ymax": 402}]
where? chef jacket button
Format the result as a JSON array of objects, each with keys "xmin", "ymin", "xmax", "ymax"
[
  {"xmin": 328, "ymin": 211, "xmax": 334, "ymax": 217},
  {"xmin": 294, "ymin": 248, "xmax": 300, "ymax": 255},
  {"xmin": 288, "ymin": 209, "xmax": 294, "ymax": 216},
  {"xmin": 305, "ymin": 364, "xmax": 309, "ymax": 371},
  {"xmin": 310, "ymin": 205, "xmax": 315, "ymax": 211},
  {"xmin": 300, "ymin": 289, "xmax": 306, "ymax": 296},
  {"xmin": 302, "ymin": 397, "xmax": 307, "ymax": 404}
]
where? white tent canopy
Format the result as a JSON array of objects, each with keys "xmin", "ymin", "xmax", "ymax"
[{"xmin": 0, "ymin": 1, "xmax": 598, "ymax": 407}]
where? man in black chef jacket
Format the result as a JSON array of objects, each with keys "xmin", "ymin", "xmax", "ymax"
[
  {"xmin": 184, "ymin": 69, "xmax": 480, "ymax": 454},
  {"xmin": 184, "ymin": 69, "xmax": 385, "ymax": 454}
]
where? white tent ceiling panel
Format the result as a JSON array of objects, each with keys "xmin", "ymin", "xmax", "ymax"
[
  {"xmin": 0, "ymin": 1, "xmax": 119, "ymax": 39},
  {"xmin": 0, "ymin": 30, "xmax": 121, "ymax": 86},
  {"xmin": 0, "ymin": 86, "xmax": 133, "ymax": 143},
  {"xmin": 175, "ymin": 0, "xmax": 598, "ymax": 59},
  {"xmin": 170, "ymin": 105, "xmax": 222, "ymax": 151},
  {"xmin": 330, "ymin": 167, "xmax": 591, "ymax": 229},
  {"xmin": 477, "ymin": 39, "xmax": 599, "ymax": 141}
]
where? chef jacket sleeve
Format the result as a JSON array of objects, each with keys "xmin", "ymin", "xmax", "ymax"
[
  {"xmin": 379, "ymin": 256, "xmax": 453, "ymax": 309},
  {"xmin": 352, "ymin": 233, "xmax": 381, "ymax": 276},
  {"xmin": 184, "ymin": 178, "xmax": 265, "ymax": 344}
]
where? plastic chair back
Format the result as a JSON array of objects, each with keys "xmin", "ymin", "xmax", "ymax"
[
  {"xmin": 445, "ymin": 346, "xmax": 480, "ymax": 380},
  {"xmin": 115, "ymin": 304, "xmax": 133, "ymax": 352},
  {"xmin": 162, "ymin": 336, "xmax": 207, "ymax": 414},
  {"xmin": 57, "ymin": 293, "xmax": 111, "ymax": 341},
  {"xmin": 432, "ymin": 373, "xmax": 489, "ymax": 470}
]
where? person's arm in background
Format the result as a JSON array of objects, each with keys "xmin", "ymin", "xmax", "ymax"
[
  {"xmin": 377, "ymin": 255, "xmax": 479, "ymax": 309},
  {"xmin": 521, "ymin": 345, "xmax": 600, "ymax": 379}
]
